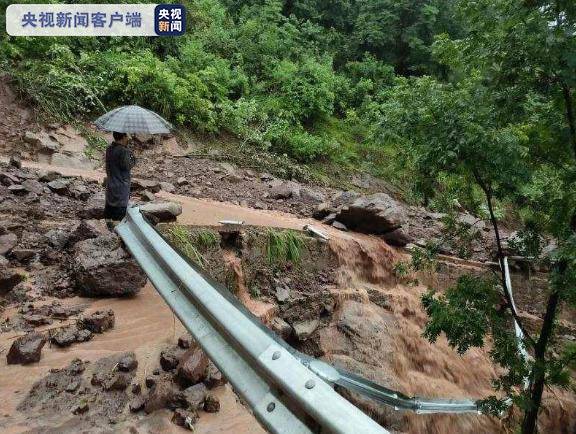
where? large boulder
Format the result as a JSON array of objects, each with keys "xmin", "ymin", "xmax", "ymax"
[
  {"xmin": 72, "ymin": 234, "xmax": 147, "ymax": 297},
  {"xmin": 140, "ymin": 201, "xmax": 182, "ymax": 222},
  {"xmin": 7, "ymin": 332, "xmax": 47, "ymax": 365},
  {"xmin": 336, "ymin": 193, "xmax": 406, "ymax": 235}
]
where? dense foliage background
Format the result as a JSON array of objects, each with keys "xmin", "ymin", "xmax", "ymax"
[{"xmin": 0, "ymin": 0, "xmax": 462, "ymax": 187}]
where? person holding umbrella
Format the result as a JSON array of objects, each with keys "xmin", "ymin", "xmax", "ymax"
[
  {"xmin": 104, "ymin": 131, "xmax": 135, "ymax": 221},
  {"xmin": 94, "ymin": 105, "xmax": 173, "ymax": 221}
]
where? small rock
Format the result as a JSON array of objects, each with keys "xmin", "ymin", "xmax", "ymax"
[
  {"xmin": 301, "ymin": 188, "xmax": 325, "ymax": 203},
  {"xmin": 22, "ymin": 314, "xmax": 51, "ymax": 326},
  {"xmin": 38, "ymin": 170, "xmax": 61, "ymax": 182},
  {"xmin": 65, "ymin": 379, "xmax": 81, "ymax": 393},
  {"xmin": 51, "ymin": 327, "xmax": 79, "ymax": 347},
  {"xmin": 178, "ymin": 334, "xmax": 194, "ymax": 349},
  {"xmin": 23, "ymin": 131, "xmax": 59, "ymax": 152},
  {"xmin": 176, "ymin": 177, "xmax": 188, "ymax": 186},
  {"xmin": 172, "ymin": 408, "xmax": 198, "ymax": 430},
  {"xmin": 141, "ymin": 190, "xmax": 156, "ymax": 202},
  {"xmin": 47, "ymin": 179, "xmax": 71, "ymax": 193},
  {"xmin": 75, "ymin": 329, "xmax": 93, "ymax": 342},
  {"xmin": 8, "ymin": 184, "xmax": 27, "ymax": 195},
  {"xmin": 331, "ymin": 221, "xmax": 348, "ymax": 231},
  {"xmin": 322, "ymin": 213, "xmax": 337, "ymax": 225},
  {"xmin": 118, "ymin": 354, "xmax": 138, "ymax": 372},
  {"xmin": 132, "ymin": 383, "xmax": 142, "ymax": 395},
  {"xmin": 103, "ymin": 372, "xmax": 132, "ymax": 391},
  {"xmin": 9, "ymin": 155, "xmax": 22, "ymax": 169},
  {"xmin": 0, "ymin": 172, "xmax": 20, "ymax": 186},
  {"xmin": 0, "ymin": 233, "xmax": 18, "ymax": 256},
  {"xmin": 68, "ymin": 219, "xmax": 109, "ymax": 246},
  {"xmin": 177, "ymin": 347, "xmax": 209, "ymax": 387},
  {"xmin": 68, "ymin": 358, "xmax": 86, "ymax": 375},
  {"xmin": 79, "ymin": 310, "xmax": 115, "ymax": 333},
  {"xmin": 11, "ymin": 249, "xmax": 36, "ymax": 261},
  {"xmin": 129, "ymin": 395, "xmax": 146, "ymax": 412},
  {"xmin": 269, "ymin": 182, "xmax": 299, "ymax": 200},
  {"xmin": 292, "ymin": 319, "xmax": 320, "ymax": 341},
  {"xmin": 204, "ymin": 394, "xmax": 220, "ymax": 413},
  {"xmin": 7, "ymin": 332, "xmax": 47, "ymax": 365},
  {"xmin": 132, "ymin": 178, "xmax": 161, "ymax": 193},
  {"xmin": 145, "ymin": 376, "xmax": 156, "ymax": 388},
  {"xmin": 0, "ymin": 268, "xmax": 25, "ymax": 295},
  {"xmin": 77, "ymin": 195, "xmax": 105, "ymax": 219},
  {"xmin": 183, "ymin": 383, "xmax": 208, "ymax": 410},
  {"xmin": 270, "ymin": 317, "xmax": 292, "ymax": 340},
  {"xmin": 275, "ymin": 286, "xmax": 290, "ymax": 303},
  {"xmin": 382, "ymin": 227, "xmax": 412, "ymax": 247},
  {"xmin": 140, "ymin": 201, "xmax": 182, "ymax": 223},
  {"xmin": 160, "ymin": 347, "xmax": 180, "ymax": 371},
  {"xmin": 159, "ymin": 182, "xmax": 175, "ymax": 193},
  {"xmin": 144, "ymin": 380, "xmax": 184, "ymax": 413},
  {"xmin": 260, "ymin": 173, "xmax": 273, "ymax": 181},
  {"xmin": 72, "ymin": 401, "xmax": 89, "ymax": 415},
  {"xmin": 204, "ymin": 361, "xmax": 226, "ymax": 389},
  {"xmin": 227, "ymin": 174, "xmax": 243, "ymax": 183},
  {"xmin": 22, "ymin": 179, "xmax": 43, "ymax": 194}
]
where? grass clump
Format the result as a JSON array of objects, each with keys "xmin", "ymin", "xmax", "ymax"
[
  {"xmin": 193, "ymin": 229, "xmax": 218, "ymax": 250},
  {"xmin": 168, "ymin": 225, "xmax": 206, "ymax": 267},
  {"xmin": 266, "ymin": 229, "xmax": 305, "ymax": 265}
]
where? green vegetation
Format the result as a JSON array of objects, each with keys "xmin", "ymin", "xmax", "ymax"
[
  {"xmin": 193, "ymin": 229, "xmax": 219, "ymax": 250},
  {"xmin": 168, "ymin": 225, "xmax": 207, "ymax": 267},
  {"xmin": 266, "ymin": 229, "xmax": 304, "ymax": 265},
  {"xmin": 0, "ymin": 0, "xmax": 462, "ymax": 188}
]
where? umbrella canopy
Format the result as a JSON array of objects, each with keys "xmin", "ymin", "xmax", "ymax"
[{"xmin": 94, "ymin": 105, "xmax": 173, "ymax": 134}]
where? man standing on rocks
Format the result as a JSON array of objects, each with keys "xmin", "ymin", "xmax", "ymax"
[{"xmin": 104, "ymin": 132, "xmax": 135, "ymax": 221}]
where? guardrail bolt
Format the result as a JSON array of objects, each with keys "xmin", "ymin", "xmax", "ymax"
[
  {"xmin": 272, "ymin": 351, "xmax": 281, "ymax": 360},
  {"xmin": 305, "ymin": 380, "xmax": 315, "ymax": 389},
  {"xmin": 267, "ymin": 402, "xmax": 276, "ymax": 412}
]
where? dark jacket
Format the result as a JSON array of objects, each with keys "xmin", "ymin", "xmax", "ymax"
[{"xmin": 105, "ymin": 142, "xmax": 135, "ymax": 208}]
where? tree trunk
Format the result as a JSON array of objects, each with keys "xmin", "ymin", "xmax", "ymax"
[
  {"xmin": 521, "ymin": 289, "xmax": 560, "ymax": 434},
  {"xmin": 562, "ymin": 83, "xmax": 576, "ymax": 158},
  {"xmin": 479, "ymin": 179, "xmax": 535, "ymax": 346}
]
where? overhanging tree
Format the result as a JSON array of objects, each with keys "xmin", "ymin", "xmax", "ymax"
[{"xmin": 379, "ymin": 0, "xmax": 576, "ymax": 431}]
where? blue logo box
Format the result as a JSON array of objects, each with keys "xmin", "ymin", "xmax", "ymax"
[{"xmin": 154, "ymin": 4, "xmax": 185, "ymax": 36}]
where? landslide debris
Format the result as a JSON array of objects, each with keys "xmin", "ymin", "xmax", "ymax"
[{"xmin": 7, "ymin": 331, "xmax": 46, "ymax": 365}]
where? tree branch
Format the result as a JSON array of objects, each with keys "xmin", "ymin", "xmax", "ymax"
[
  {"xmin": 473, "ymin": 170, "xmax": 536, "ymax": 347},
  {"xmin": 561, "ymin": 82, "xmax": 576, "ymax": 158}
]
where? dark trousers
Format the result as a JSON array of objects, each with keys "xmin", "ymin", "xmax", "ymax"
[{"xmin": 104, "ymin": 203, "xmax": 127, "ymax": 221}]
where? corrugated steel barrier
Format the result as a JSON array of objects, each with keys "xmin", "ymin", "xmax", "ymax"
[{"xmin": 117, "ymin": 207, "xmax": 480, "ymax": 433}]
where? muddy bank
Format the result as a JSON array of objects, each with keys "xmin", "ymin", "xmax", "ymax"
[{"xmin": 160, "ymin": 222, "xmax": 576, "ymax": 434}]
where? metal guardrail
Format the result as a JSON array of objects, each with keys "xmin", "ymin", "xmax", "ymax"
[
  {"xmin": 117, "ymin": 207, "xmax": 388, "ymax": 434},
  {"xmin": 503, "ymin": 257, "xmax": 530, "ymax": 390},
  {"xmin": 117, "ymin": 207, "xmax": 482, "ymax": 432}
]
